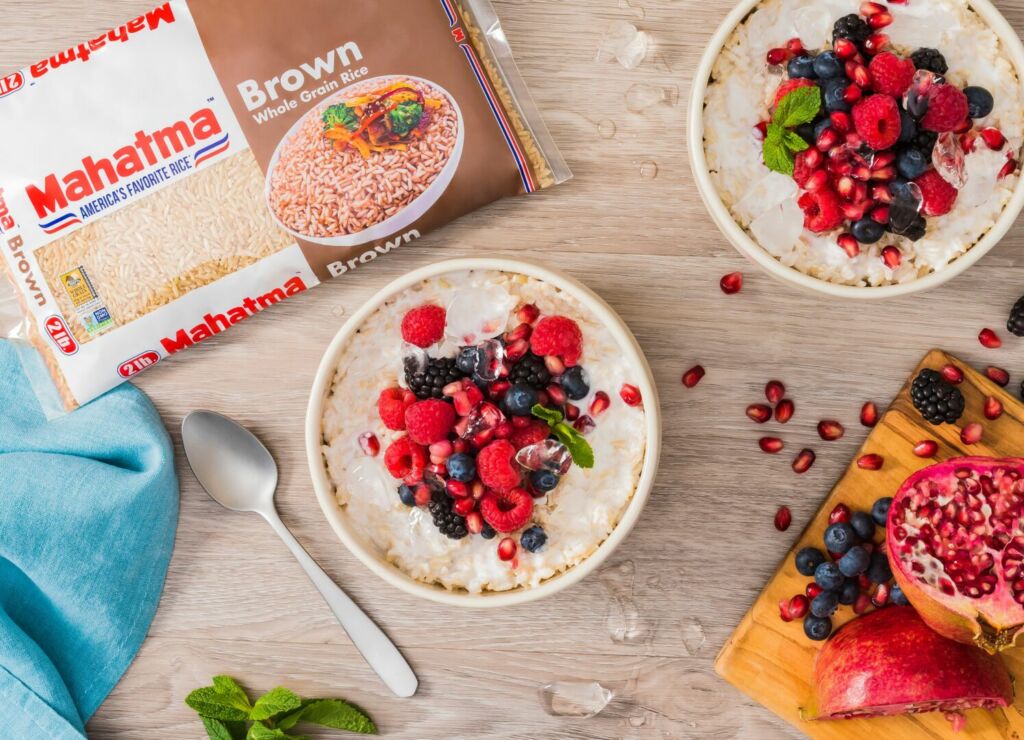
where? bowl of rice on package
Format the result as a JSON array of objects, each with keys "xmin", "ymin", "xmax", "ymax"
[{"xmin": 0, "ymin": 0, "xmax": 569, "ymax": 416}]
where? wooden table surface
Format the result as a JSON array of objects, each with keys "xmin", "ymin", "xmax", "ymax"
[{"xmin": 6, "ymin": 1, "xmax": 1024, "ymax": 738}]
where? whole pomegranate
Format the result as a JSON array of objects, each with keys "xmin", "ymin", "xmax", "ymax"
[
  {"xmin": 887, "ymin": 457, "xmax": 1024, "ymax": 653},
  {"xmin": 813, "ymin": 606, "xmax": 1012, "ymax": 728}
]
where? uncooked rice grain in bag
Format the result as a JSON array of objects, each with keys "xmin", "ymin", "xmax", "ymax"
[{"xmin": 0, "ymin": 0, "xmax": 569, "ymax": 416}]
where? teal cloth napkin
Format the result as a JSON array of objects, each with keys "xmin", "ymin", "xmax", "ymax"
[{"xmin": 0, "ymin": 341, "xmax": 179, "ymax": 738}]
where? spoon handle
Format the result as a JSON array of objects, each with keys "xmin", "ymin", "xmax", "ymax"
[{"xmin": 262, "ymin": 510, "xmax": 419, "ymax": 698}]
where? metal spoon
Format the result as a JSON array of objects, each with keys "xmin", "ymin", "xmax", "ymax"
[{"xmin": 181, "ymin": 410, "xmax": 418, "ymax": 698}]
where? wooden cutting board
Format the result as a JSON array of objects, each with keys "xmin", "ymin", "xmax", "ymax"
[{"xmin": 716, "ymin": 349, "xmax": 1024, "ymax": 739}]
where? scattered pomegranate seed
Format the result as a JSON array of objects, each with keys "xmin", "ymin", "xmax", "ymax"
[
  {"xmin": 446, "ymin": 479, "xmax": 469, "ymax": 498},
  {"xmin": 453, "ymin": 497, "xmax": 476, "ymax": 517},
  {"xmin": 984, "ymin": 366, "xmax": 1009, "ymax": 387},
  {"xmin": 940, "ymin": 364, "xmax": 964, "ymax": 384},
  {"xmin": 872, "ymin": 184, "xmax": 892, "ymax": 203},
  {"xmin": 837, "ymin": 233, "xmax": 860, "ymax": 258},
  {"xmin": 857, "ymin": 454, "xmax": 884, "ymax": 470},
  {"xmin": 829, "ymin": 503, "xmax": 851, "ymax": 524},
  {"xmin": 864, "ymin": 32, "xmax": 889, "ymax": 53},
  {"xmin": 682, "ymin": 365, "xmax": 706, "ymax": 388},
  {"xmin": 765, "ymin": 380, "xmax": 786, "ymax": 405},
  {"xmin": 428, "ymin": 462, "xmax": 447, "ymax": 476},
  {"xmin": 564, "ymin": 403, "xmax": 580, "ymax": 421},
  {"xmin": 872, "ymin": 582, "xmax": 891, "ymax": 607},
  {"xmin": 869, "ymin": 205, "xmax": 890, "ymax": 225},
  {"xmin": 860, "ymin": 402, "xmax": 879, "ymax": 427},
  {"xmin": 774, "ymin": 505, "xmax": 792, "ymax": 531},
  {"xmin": 544, "ymin": 355, "xmax": 566, "ymax": 376},
  {"xmin": 505, "ymin": 322, "xmax": 532, "ymax": 343},
  {"xmin": 853, "ymin": 592, "xmax": 873, "ymax": 614},
  {"xmin": 868, "ymin": 11, "xmax": 893, "ymax": 28},
  {"xmin": 778, "ymin": 599, "xmax": 795, "ymax": 623},
  {"xmin": 620, "ymin": 384, "xmax": 642, "ymax": 407},
  {"xmin": 766, "ymin": 47, "xmax": 788, "ymax": 65},
  {"xmin": 497, "ymin": 537, "xmax": 517, "ymax": 561},
  {"xmin": 980, "ymin": 127, "xmax": 1006, "ymax": 150},
  {"xmin": 984, "ymin": 397, "xmax": 1004, "ymax": 420},
  {"xmin": 574, "ymin": 416, "xmax": 596, "ymax": 435},
  {"xmin": 846, "ymin": 62, "xmax": 870, "ymax": 88},
  {"xmin": 786, "ymin": 36, "xmax": 804, "ymax": 54},
  {"xmin": 816, "ymin": 127, "xmax": 840, "ymax": 152},
  {"xmin": 860, "ymin": 1, "xmax": 885, "ymax": 14},
  {"xmin": 961, "ymin": 422, "xmax": 984, "ymax": 445},
  {"xmin": 546, "ymin": 383, "xmax": 567, "ymax": 407},
  {"xmin": 836, "ymin": 175, "xmax": 856, "ymax": 200},
  {"xmin": 590, "ymin": 391, "xmax": 610, "ymax": 416},
  {"xmin": 493, "ymin": 421, "xmax": 513, "ymax": 439},
  {"xmin": 464, "ymin": 511, "xmax": 484, "ymax": 535},
  {"xmin": 834, "ymin": 37, "xmax": 857, "ymax": 59},
  {"xmin": 805, "ymin": 169, "xmax": 830, "ymax": 192},
  {"xmin": 999, "ymin": 154, "xmax": 1018, "ymax": 180},
  {"xmin": 358, "ymin": 432, "xmax": 380, "ymax": 457},
  {"xmin": 817, "ymin": 420, "xmax": 845, "ymax": 441},
  {"xmin": 759, "ymin": 437, "xmax": 784, "ymax": 454},
  {"xmin": 881, "ymin": 246, "xmax": 902, "ymax": 269},
  {"xmin": 720, "ymin": 272, "xmax": 743, "ymax": 294},
  {"xmin": 746, "ymin": 403, "xmax": 773, "ymax": 423},
  {"xmin": 792, "ymin": 448, "xmax": 816, "ymax": 474},
  {"xmin": 913, "ymin": 440, "xmax": 939, "ymax": 457},
  {"xmin": 830, "ymin": 111, "xmax": 852, "ymax": 133},
  {"xmin": 806, "ymin": 583, "xmax": 825, "ymax": 600},
  {"xmin": 787, "ymin": 594, "xmax": 809, "ymax": 620},
  {"xmin": 979, "ymin": 328, "xmax": 1002, "ymax": 349},
  {"xmin": 504, "ymin": 338, "xmax": 529, "ymax": 362},
  {"xmin": 753, "ymin": 121, "xmax": 768, "ymax": 141},
  {"xmin": 775, "ymin": 399, "xmax": 795, "ymax": 424},
  {"xmin": 960, "ymin": 131, "xmax": 977, "ymax": 153},
  {"xmin": 516, "ymin": 303, "xmax": 540, "ymax": 325}
]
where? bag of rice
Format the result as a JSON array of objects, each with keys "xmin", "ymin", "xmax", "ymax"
[{"xmin": 0, "ymin": 0, "xmax": 569, "ymax": 415}]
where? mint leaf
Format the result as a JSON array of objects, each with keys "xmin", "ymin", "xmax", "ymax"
[
  {"xmin": 213, "ymin": 676, "xmax": 253, "ymax": 714},
  {"xmin": 186, "ymin": 687, "xmax": 251, "ymax": 723},
  {"xmin": 781, "ymin": 130, "xmax": 809, "ymax": 154},
  {"xmin": 201, "ymin": 717, "xmax": 238, "ymax": 740},
  {"xmin": 552, "ymin": 423, "xmax": 595, "ymax": 469},
  {"xmin": 531, "ymin": 404, "xmax": 563, "ymax": 425},
  {"xmin": 772, "ymin": 85, "xmax": 821, "ymax": 128},
  {"xmin": 762, "ymin": 124, "xmax": 794, "ymax": 175},
  {"xmin": 246, "ymin": 724, "xmax": 298, "ymax": 740},
  {"xmin": 250, "ymin": 687, "xmax": 303, "ymax": 721},
  {"xmin": 294, "ymin": 699, "xmax": 377, "ymax": 734}
]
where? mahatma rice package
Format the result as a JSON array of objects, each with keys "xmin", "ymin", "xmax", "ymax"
[{"xmin": 0, "ymin": 0, "xmax": 569, "ymax": 414}]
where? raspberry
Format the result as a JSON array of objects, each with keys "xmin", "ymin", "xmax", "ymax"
[
  {"xmin": 868, "ymin": 52, "xmax": 915, "ymax": 97},
  {"xmin": 773, "ymin": 77, "xmax": 816, "ymax": 107},
  {"xmin": 530, "ymin": 316, "xmax": 583, "ymax": 366},
  {"xmin": 479, "ymin": 487, "xmax": 534, "ymax": 533},
  {"xmin": 914, "ymin": 170, "xmax": 959, "ymax": 216},
  {"xmin": 404, "ymin": 399, "xmax": 456, "ymax": 445},
  {"xmin": 377, "ymin": 387, "xmax": 416, "ymax": 431},
  {"xmin": 852, "ymin": 94, "xmax": 901, "ymax": 150},
  {"xmin": 798, "ymin": 188, "xmax": 844, "ymax": 233},
  {"xmin": 509, "ymin": 419, "xmax": 550, "ymax": 451},
  {"xmin": 384, "ymin": 437, "xmax": 427, "ymax": 483},
  {"xmin": 921, "ymin": 84, "xmax": 969, "ymax": 132},
  {"xmin": 476, "ymin": 439, "xmax": 522, "ymax": 491},
  {"xmin": 400, "ymin": 304, "xmax": 446, "ymax": 348}
]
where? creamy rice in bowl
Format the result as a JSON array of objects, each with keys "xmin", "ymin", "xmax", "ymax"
[
  {"xmin": 267, "ymin": 75, "xmax": 464, "ymax": 248},
  {"xmin": 305, "ymin": 258, "xmax": 661, "ymax": 607},
  {"xmin": 688, "ymin": 0, "xmax": 1024, "ymax": 298}
]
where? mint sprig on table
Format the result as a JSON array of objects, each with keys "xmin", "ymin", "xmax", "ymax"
[
  {"xmin": 762, "ymin": 85, "xmax": 822, "ymax": 176},
  {"xmin": 531, "ymin": 404, "xmax": 595, "ymax": 469},
  {"xmin": 186, "ymin": 676, "xmax": 376, "ymax": 739}
]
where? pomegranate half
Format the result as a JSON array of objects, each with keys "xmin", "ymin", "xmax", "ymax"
[
  {"xmin": 887, "ymin": 457, "xmax": 1024, "ymax": 653},
  {"xmin": 812, "ymin": 607, "xmax": 1012, "ymax": 726}
]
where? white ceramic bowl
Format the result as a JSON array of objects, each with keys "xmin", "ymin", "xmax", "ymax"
[
  {"xmin": 305, "ymin": 258, "xmax": 662, "ymax": 607},
  {"xmin": 687, "ymin": 0, "xmax": 1024, "ymax": 298},
  {"xmin": 266, "ymin": 75, "xmax": 464, "ymax": 248}
]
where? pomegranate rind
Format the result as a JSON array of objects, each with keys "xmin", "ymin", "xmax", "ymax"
[
  {"xmin": 886, "ymin": 457, "xmax": 1024, "ymax": 653},
  {"xmin": 812, "ymin": 607, "xmax": 1012, "ymax": 721}
]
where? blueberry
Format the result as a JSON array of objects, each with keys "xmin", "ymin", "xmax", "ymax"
[
  {"xmin": 824, "ymin": 522, "xmax": 857, "ymax": 554},
  {"xmin": 795, "ymin": 122, "xmax": 817, "ymax": 146},
  {"xmin": 530, "ymin": 469, "xmax": 560, "ymax": 493},
  {"xmin": 896, "ymin": 147, "xmax": 929, "ymax": 180},
  {"xmin": 560, "ymin": 366, "xmax": 590, "ymax": 401},
  {"xmin": 867, "ymin": 551, "xmax": 893, "ymax": 584},
  {"xmin": 811, "ymin": 590, "xmax": 840, "ymax": 618},
  {"xmin": 898, "ymin": 109, "xmax": 917, "ymax": 144},
  {"xmin": 481, "ymin": 523, "xmax": 496, "ymax": 540},
  {"xmin": 964, "ymin": 85, "xmax": 994, "ymax": 118},
  {"xmin": 446, "ymin": 453, "xmax": 476, "ymax": 483},
  {"xmin": 398, "ymin": 484, "xmax": 416, "ymax": 507},
  {"xmin": 795, "ymin": 546, "xmax": 826, "ymax": 576},
  {"xmin": 871, "ymin": 496, "xmax": 892, "ymax": 526},
  {"xmin": 456, "ymin": 346, "xmax": 479, "ymax": 375},
  {"xmin": 815, "ymin": 561, "xmax": 845, "ymax": 591},
  {"xmin": 520, "ymin": 525, "xmax": 547, "ymax": 553},
  {"xmin": 838, "ymin": 545, "xmax": 871, "ymax": 577},
  {"xmin": 502, "ymin": 383, "xmax": 538, "ymax": 416},
  {"xmin": 823, "ymin": 78, "xmax": 850, "ymax": 113},
  {"xmin": 850, "ymin": 511, "xmax": 876, "ymax": 541},
  {"xmin": 788, "ymin": 54, "xmax": 818, "ymax": 79},
  {"xmin": 838, "ymin": 579, "xmax": 860, "ymax": 605},
  {"xmin": 890, "ymin": 583, "xmax": 910, "ymax": 606},
  {"xmin": 804, "ymin": 614, "xmax": 833, "ymax": 641},
  {"xmin": 814, "ymin": 118, "xmax": 833, "ymax": 139},
  {"xmin": 851, "ymin": 218, "xmax": 885, "ymax": 244},
  {"xmin": 813, "ymin": 51, "xmax": 844, "ymax": 79}
]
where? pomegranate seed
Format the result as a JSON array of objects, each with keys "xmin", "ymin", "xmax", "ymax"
[
  {"xmin": 746, "ymin": 403, "xmax": 773, "ymax": 423},
  {"xmin": 429, "ymin": 440, "xmax": 453, "ymax": 460},
  {"xmin": 413, "ymin": 484, "xmax": 432, "ymax": 507},
  {"xmin": 801, "ymin": 148, "xmax": 823, "ymax": 169},
  {"xmin": 860, "ymin": 402, "xmax": 879, "ymax": 427},
  {"xmin": 775, "ymin": 399, "xmax": 795, "ymax": 423},
  {"xmin": 546, "ymin": 383, "xmax": 567, "ymax": 407},
  {"xmin": 872, "ymin": 582, "xmax": 891, "ymax": 607},
  {"xmin": 816, "ymin": 127, "xmax": 840, "ymax": 152},
  {"xmin": 488, "ymin": 380, "xmax": 511, "ymax": 400},
  {"xmin": 843, "ymin": 83, "xmax": 863, "ymax": 104},
  {"xmin": 868, "ymin": 11, "xmax": 893, "ymax": 29},
  {"xmin": 358, "ymin": 432, "xmax": 380, "ymax": 457},
  {"xmin": 774, "ymin": 505, "xmax": 792, "ymax": 531},
  {"xmin": 881, "ymin": 246, "xmax": 902, "ymax": 269},
  {"xmin": 493, "ymin": 421, "xmax": 513, "ymax": 439},
  {"xmin": 786, "ymin": 37, "xmax": 804, "ymax": 54},
  {"xmin": 787, "ymin": 594, "xmax": 809, "ymax": 619},
  {"xmin": 986, "ymin": 366, "xmax": 1010, "ymax": 387},
  {"xmin": 857, "ymin": 454, "xmax": 884, "ymax": 470},
  {"xmin": 984, "ymin": 397, "xmax": 1004, "ymax": 420},
  {"xmin": 759, "ymin": 437, "xmax": 784, "ymax": 454},
  {"xmin": 858, "ymin": 573, "xmax": 872, "ymax": 590},
  {"xmin": 961, "ymin": 422, "xmax": 984, "ymax": 444},
  {"xmin": 979, "ymin": 328, "xmax": 1002, "ymax": 349},
  {"xmin": 830, "ymin": 111, "xmax": 852, "ymax": 133},
  {"xmin": 913, "ymin": 440, "xmax": 939, "ymax": 457},
  {"xmin": 516, "ymin": 303, "xmax": 540, "ymax": 325},
  {"xmin": 766, "ymin": 47, "xmax": 788, "ymax": 65},
  {"xmin": 505, "ymin": 322, "xmax": 532, "ymax": 343},
  {"xmin": 836, "ymin": 175, "xmax": 856, "ymax": 199},
  {"xmin": 872, "ymin": 150, "xmax": 896, "ymax": 169},
  {"xmin": 940, "ymin": 364, "xmax": 964, "ymax": 384},
  {"xmin": 806, "ymin": 583, "xmax": 824, "ymax": 599},
  {"xmin": 792, "ymin": 448, "xmax": 816, "ymax": 474},
  {"xmin": 805, "ymin": 169, "xmax": 830, "ymax": 191},
  {"xmin": 960, "ymin": 131, "xmax": 978, "ymax": 153},
  {"xmin": 471, "ymin": 480, "xmax": 485, "ymax": 500},
  {"xmin": 835, "ymin": 38, "xmax": 858, "ymax": 59},
  {"xmin": 853, "ymin": 592, "xmax": 873, "ymax": 614},
  {"xmin": 871, "ymin": 184, "xmax": 893, "ymax": 203},
  {"xmin": 753, "ymin": 121, "xmax": 769, "ymax": 141},
  {"xmin": 953, "ymin": 116, "xmax": 974, "ymax": 135},
  {"xmin": 837, "ymin": 233, "xmax": 860, "ymax": 258},
  {"xmin": 465, "ymin": 511, "xmax": 484, "ymax": 535},
  {"xmin": 564, "ymin": 403, "xmax": 580, "ymax": 421},
  {"xmin": 845, "ymin": 62, "xmax": 870, "ymax": 88},
  {"xmin": 720, "ymin": 272, "xmax": 743, "ymax": 294},
  {"xmin": 980, "ymin": 127, "xmax": 1006, "ymax": 150},
  {"xmin": 778, "ymin": 599, "xmax": 794, "ymax": 623},
  {"xmin": 504, "ymin": 338, "xmax": 529, "ymax": 362},
  {"xmin": 869, "ymin": 205, "xmax": 889, "ymax": 224},
  {"xmin": 497, "ymin": 537, "xmax": 517, "ymax": 561},
  {"xmin": 574, "ymin": 415, "xmax": 596, "ymax": 435},
  {"xmin": 999, "ymin": 154, "xmax": 1018, "ymax": 180},
  {"xmin": 860, "ymin": 1, "xmax": 885, "ymax": 14},
  {"xmin": 870, "ymin": 166, "xmax": 896, "ymax": 181},
  {"xmin": 453, "ymin": 497, "xmax": 476, "ymax": 517},
  {"xmin": 682, "ymin": 365, "xmax": 706, "ymax": 388},
  {"xmin": 589, "ymin": 391, "xmax": 610, "ymax": 417},
  {"xmin": 544, "ymin": 355, "xmax": 566, "ymax": 375},
  {"xmin": 428, "ymin": 462, "xmax": 447, "ymax": 476},
  {"xmin": 765, "ymin": 380, "xmax": 786, "ymax": 405},
  {"xmin": 829, "ymin": 503, "xmax": 851, "ymax": 524},
  {"xmin": 620, "ymin": 384, "xmax": 642, "ymax": 407},
  {"xmin": 817, "ymin": 420, "xmax": 845, "ymax": 441},
  {"xmin": 864, "ymin": 32, "xmax": 889, "ymax": 53}
]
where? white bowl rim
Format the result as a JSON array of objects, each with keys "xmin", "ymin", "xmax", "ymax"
[
  {"xmin": 687, "ymin": 0, "xmax": 1024, "ymax": 299},
  {"xmin": 304, "ymin": 257, "xmax": 663, "ymax": 608}
]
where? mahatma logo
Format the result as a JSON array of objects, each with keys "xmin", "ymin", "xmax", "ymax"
[
  {"xmin": 193, "ymin": 133, "xmax": 231, "ymax": 167},
  {"xmin": 44, "ymin": 315, "xmax": 78, "ymax": 355},
  {"xmin": 0, "ymin": 72, "xmax": 24, "ymax": 99},
  {"xmin": 39, "ymin": 212, "xmax": 83, "ymax": 235},
  {"xmin": 118, "ymin": 350, "xmax": 160, "ymax": 378}
]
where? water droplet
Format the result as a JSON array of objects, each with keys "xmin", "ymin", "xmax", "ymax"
[
  {"xmin": 331, "ymin": 305, "xmax": 346, "ymax": 317},
  {"xmin": 599, "ymin": 561, "xmax": 654, "ymax": 644},
  {"xmin": 538, "ymin": 681, "xmax": 614, "ymax": 718},
  {"xmin": 639, "ymin": 160, "xmax": 659, "ymax": 179},
  {"xmin": 933, "ymin": 131, "xmax": 967, "ymax": 189},
  {"xmin": 597, "ymin": 119, "xmax": 617, "ymax": 139},
  {"xmin": 516, "ymin": 440, "xmax": 572, "ymax": 475},
  {"xmin": 681, "ymin": 617, "xmax": 706, "ymax": 656},
  {"xmin": 596, "ymin": 21, "xmax": 650, "ymax": 69},
  {"xmin": 624, "ymin": 83, "xmax": 678, "ymax": 113},
  {"xmin": 889, "ymin": 180, "xmax": 924, "ymax": 235}
]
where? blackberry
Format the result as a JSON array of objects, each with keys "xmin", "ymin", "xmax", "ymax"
[
  {"xmin": 405, "ymin": 356, "xmax": 464, "ymax": 400},
  {"xmin": 833, "ymin": 14, "xmax": 870, "ymax": 43},
  {"xmin": 910, "ymin": 368, "xmax": 965, "ymax": 424},
  {"xmin": 910, "ymin": 129, "xmax": 938, "ymax": 156},
  {"xmin": 428, "ymin": 491, "xmax": 468, "ymax": 539},
  {"xmin": 507, "ymin": 353, "xmax": 551, "ymax": 391},
  {"xmin": 1007, "ymin": 295, "xmax": 1024, "ymax": 336},
  {"xmin": 910, "ymin": 48, "xmax": 948, "ymax": 75}
]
